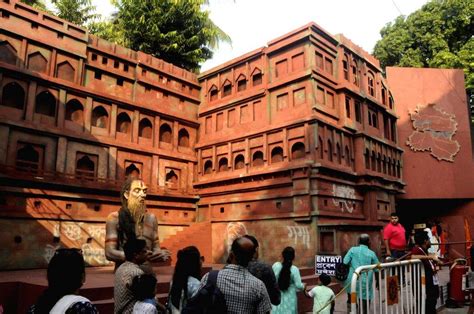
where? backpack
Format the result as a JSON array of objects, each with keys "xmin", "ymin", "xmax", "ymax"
[{"xmin": 182, "ymin": 270, "xmax": 227, "ymax": 314}]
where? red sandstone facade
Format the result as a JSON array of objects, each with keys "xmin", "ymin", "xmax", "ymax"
[{"xmin": 0, "ymin": 1, "xmax": 405, "ymax": 269}]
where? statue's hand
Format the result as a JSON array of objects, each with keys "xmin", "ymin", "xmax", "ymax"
[{"xmin": 147, "ymin": 249, "xmax": 171, "ymax": 262}]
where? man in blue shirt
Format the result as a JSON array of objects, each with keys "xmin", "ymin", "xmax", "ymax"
[{"xmin": 343, "ymin": 234, "xmax": 379, "ymax": 313}]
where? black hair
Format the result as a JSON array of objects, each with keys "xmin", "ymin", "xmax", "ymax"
[
  {"xmin": 278, "ymin": 246, "xmax": 295, "ymax": 291},
  {"xmin": 414, "ymin": 231, "xmax": 429, "ymax": 246},
  {"xmin": 31, "ymin": 248, "xmax": 85, "ymax": 313},
  {"xmin": 131, "ymin": 274, "xmax": 157, "ymax": 301},
  {"xmin": 231, "ymin": 237, "xmax": 255, "ymax": 267},
  {"xmin": 244, "ymin": 234, "xmax": 259, "ymax": 248},
  {"xmin": 118, "ymin": 177, "xmax": 138, "ymax": 247},
  {"xmin": 319, "ymin": 273, "xmax": 331, "ymax": 286},
  {"xmin": 170, "ymin": 246, "xmax": 202, "ymax": 309},
  {"xmin": 124, "ymin": 238, "xmax": 147, "ymax": 261},
  {"xmin": 390, "ymin": 212, "xmax": 398, "ymax": 217}
]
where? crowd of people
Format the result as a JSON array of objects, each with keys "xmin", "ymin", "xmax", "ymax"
[{"xmin": 25, "ymin": 177, "xmax": 449, "ymax": 314}]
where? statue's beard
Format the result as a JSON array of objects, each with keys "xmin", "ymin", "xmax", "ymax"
[{"xmin": 127, "ymin": 197, "xmax": 146, "ymax": 227}]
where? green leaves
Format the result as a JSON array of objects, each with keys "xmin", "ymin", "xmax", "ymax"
[
  {"xmin": 110, "ymin": 0, "xmax": 231, "ymax": 71},
  {"xmin": 374, "ymin": 0, "xmax": 474, "ymax": 90}
]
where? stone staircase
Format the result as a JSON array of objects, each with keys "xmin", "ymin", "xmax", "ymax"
[{"xmin": 160, "ymin": 221, "xmax": 212, "ymax": 264}]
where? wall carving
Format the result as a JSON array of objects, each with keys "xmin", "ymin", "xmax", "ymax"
[{"xmin": 406, "ymin": 104, "xmax": 460, "ymax": 162}]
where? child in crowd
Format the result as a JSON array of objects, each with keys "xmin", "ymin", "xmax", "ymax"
[
  {"xmin": 305, "ymin": 273, "xmax": 335, "ymax": 314},
  {"xmin": 131, "ymin": 274, "xmax": 159, "ymax": 314}
]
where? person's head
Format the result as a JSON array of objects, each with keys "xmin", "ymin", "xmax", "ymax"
[
  {"xmin": 48, "ymin": 248, "xmax": 85, "ymax": 293},
  {"xmin": 33, "ymin": 248, "xmax": 86, "ymax": 312},
  {"xmin": 359, "ymin": 234, "xmax": 371, "ymax": 247},
  {"xmin": 414, "ymin": 231, "xmax": 430, "ymax": 249},
  {"xmin": 122, "ymin": 178, "xmax": 147, "ymax": 214},
  {"xmin": 124, "ymin": 238, "xmax": 147, "ymax": 264},
  {"xmin": 131, "ymin": 274, "xmax": 157, "ymax": 301},
  {"xmin": 390, "ymin": 212, "xmax": 399, "ymax": 225},
  {"xmin": 319, "ymin": 273, "xmax": 331, "ymax": 286},
  {"xmin": 170, "ymin": 246, "xmax": 203, "ymax": 308},
  {"xmin": 229, "ymin": 236, "xmax": 255, "ymax": 267},
  {"xmin": 244, "ymin": 234, "xmax": 259, "ymax": 260},
  {"xmin": 282, "ymin": 246, "xmax": 295, "ymax": 263},
  {"xmin": 175, "ymin": 246, "xmax": 202, "ymax": 279}
]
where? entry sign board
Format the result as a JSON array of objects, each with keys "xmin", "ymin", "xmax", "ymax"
[{"xmin": 315, "ymin": 255, "xmax": 342, "ymax": 276}]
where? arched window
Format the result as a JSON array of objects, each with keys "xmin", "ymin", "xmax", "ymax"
[
  {"xmin": 203, "ymin": 160, "xmax": 213, "ymax": 174},
  {"xmin": 271, "ymin": 147, "xmax": 284, "ymax": 163},
  {"xmin": 35, "ymin": 91, "xmax": 56, "ymax": 117},
  {"xmin": 125, "ymin": 163, "xmax": 140, "ymax": 178},
  {"xmin": 392, "ymin": 160, "xmax": 396, "ymax": 177},
  {"xmin": 221, "ymin": 80, "xmax": 232, "ymax": 97},
  {"xmin": 218, "ymin": 158, "xmax": 228, "ymax": 172},
  {"xmin": 387, "ymin": 157, "xmax": 392, "ymax": 175},
  {"xmin": 291, "ymin": 142, "xmax": 305, "ymax": 160},
  {"xmin": 252, "ymin": 151, "xmax": 264, "ymax": 167},
  {"xmin": 165, "ymin": 170, "xmax": 178, "ymax": 188},
  {"xmin": 116, "ymin": 112, "xmax": 131, "ymax": 134},
  {"xmin": 209, "ymin": 85, "xmax": 218, "ymax": 102},
  {"xmin": 365, "ymin": 149, "xmax": 370, "ymax": 169},
  {"xmin": 327, "ymin": 140, "xmax": 333, "ymax": 162},
  {"xmin": 318, "ymin": 137, "xmax": 324, "ymax": 159},
  {"xmin": 178, "ymin": 128, "xmax": 190, "ymax": 147},
  {"xmin": 56, "ymin": 61, "xmax": 75, "ymax": 82},
  {"xmin": 382, "ymin": 156, "xmax": 387, "ymax": 174},
  {"xmin": 139, "ymin": 118, "xmax": 153, "ymax": 138},
  {"xmin": 396, "ymin": 161, "xmax": 401, "ymax": 178},
  {"xmin": 351, "ymin": 58, "xmax": 359, "ymax": 86},
  {"xmin": 252, "ymin": 68, "xmax": 262, "ymax": 86},
  {"xmin": 159, "ymin": 124, "xmax": 172, "ymax": 143},
  {"xmin": 236, "ymin": 74, "xmax": 247, "ymax": 92},
  {"xmin": 91, "ymin": 106, "xmax": 108, "ymax": 128},
  {"xmin": 234, "ymin": 154, "xmax": 245, "ymax": 170},
  {"xmin": 27, "ymin": 51, "xmax": 48, "ymax": 73},
  {"xmin": 16, "ymin": 144, "xmax": 40, "ymax": 172},
  {"xmin": 0, "ymin": 41, "xmax": 17, "ymax": 65},
  {"xmin": 75, "ymin": 155, "xmax": 96, "ymax": 180},
  {"xmin": 344, "ymin": 146, "xmax": 350, "ymax": 166},
  {"xmin": 65, "ymin": 99, "xmax": 84, "ymax": 123},
  {"xmin": 2, "ymin": 82, "xmax": 25, "ymax": 109},
  {"xmin": 371, "ymin": 151, "xmax": 376, "ymax": 171},
  {"xmin": 368, "ymin": 71, "xmax": 375, "ymax": 97},
  {"xmin": 377, "ymin": 153, "xmax": 382, "ymax": 172},
  {"xmin": 336, "ymin": 143, "xmax": 341, "ymax": 164},
  {"xmin": 343, "ymin": 54, "xmax": 349, "ymax": 81}
]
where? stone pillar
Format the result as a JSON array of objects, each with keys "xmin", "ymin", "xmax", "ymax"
[
  {"xmin": 173, "ymin": 121, "xmax": 179, "ymax": 150},
  {"xmin": 84, "ymin": 96, "xmax": 92, "ymax": 132},
  {"xmin": 153, "ymin": 116, "xmax": 161, "ymax": 148},
  {"xmin": 152, "ymin": 155, "xmax": 159, "ymax": 187},
  {"xmin": 0, "ymin": 125, "xmax": 9, "ymax": 164},
  {"xmin": 108, "ymin": 146, "xmax": 117, "ymax": 180},
  {"xmin": 132, "ymin": 110, "xmax": 139, "ymax": 143},
  {"xmin": 55, "ymin": 137, "xmax": 67, "ymax": 173},
  {"xmin": 110, "ymin": 104, "xmax": 117, "ymax": 137},
  {"xmin": 25, "ymin": 81, "xmax": 37, "ymax": 121},
  {"xmin": 57, "ymin": 89, "xmax": 66, "ymax": 128}
]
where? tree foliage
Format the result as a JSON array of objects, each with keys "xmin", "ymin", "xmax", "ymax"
[
  {"xmin": 105, "ymin": 0, "xmax": 231, "ymax": 71},
  {"xmin": 51, "ymin": 0, "xmax": 98, "ymax": 26},
  {"xmin": 374, "ymin": 0, "xmax": 473, "ymax": 90}
]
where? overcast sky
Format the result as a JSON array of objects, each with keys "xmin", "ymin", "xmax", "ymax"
[{"xmin": 90, "ymin": 0, "xmax": 429, "ymax": 71}]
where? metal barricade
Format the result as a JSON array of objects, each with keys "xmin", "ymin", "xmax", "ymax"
[{"xmin": 350, "ymin": 259, "xmax": 425, "ymax": 314}]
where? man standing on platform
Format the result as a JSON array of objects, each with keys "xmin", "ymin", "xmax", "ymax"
[
  {"xmin": 105, "ymin": 178, "xmax": 170, "ymax": 267},
  {"xmin": 383, "ymin": 212, "xmax": 407, "ymax": 259}
]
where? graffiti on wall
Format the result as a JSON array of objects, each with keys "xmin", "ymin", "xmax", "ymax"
[
  {"xmin": 225, "ymin": 222, "xmax": 248, "ymax": 254},
  {"xmin": 332, "ymin": 184, "xmax": 356, "ymax": 213},
  {"xmin": 287, "ymin": 226, "xmax": 310, "ymax": 249}
]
